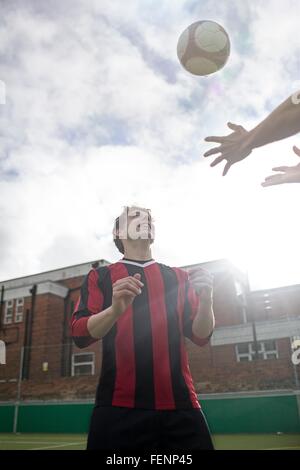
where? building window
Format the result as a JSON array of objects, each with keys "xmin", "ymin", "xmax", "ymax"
[
  {"xmin": 4, "ymin": 300, "xmax": 14, "ymax": 324},
  {"xmin": 236, "ymin": 341, "xmax": 278, "ymax": 362},
  {"xmin": 236, "ymin": 343, "xmax": 253, "ymax": 362},
  {"xmin": 71, "ymin": 353, "xmax": 95, "ymax": 377},
  {"xmin": 258, "ymin": 340, "xmax": 278, "ymax": 360},
  {"xmin": 15, "ymin": 298, "xmax": 24, "ymax": 323}
]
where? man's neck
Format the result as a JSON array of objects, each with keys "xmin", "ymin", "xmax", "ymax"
[{"xmin": 123, "ymin": 242, "xmax": 152, "ymax": 261}]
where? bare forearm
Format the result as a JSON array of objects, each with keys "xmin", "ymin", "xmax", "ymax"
[
  {"xmin": 192, "ymin": 300, "xmax": 215, "ymax": 339},
  {"xmin": 246, "ymin": 95, "xmax": 300, "ymax": 150},
  {"xmin": 87, "ymin": 306, "xmax": 118, "ymax": 339}
]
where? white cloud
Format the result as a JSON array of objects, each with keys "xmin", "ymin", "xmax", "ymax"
[{"xmin": 1, "ymin": 0, "xmax": 300, "ymax": 290}]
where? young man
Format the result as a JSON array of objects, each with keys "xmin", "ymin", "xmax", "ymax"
[
  {"xmin": 203, "ymin": 92, "xmax": 300, "ymax": 186},
  {"xmin": 71, "ymin": 206, "xmax": 215, "ymax": 450}
]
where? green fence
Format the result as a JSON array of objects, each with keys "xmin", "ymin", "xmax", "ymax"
[
  {"xmin": 0, "ymin": 405, "xmax": 15, "ymax": 433},
  {"xmin": 201, "ymin": 394, "xmax": 300, "ymax": 434},
  {"xmin": 0, "ymin": 392, "xmax": 300, "ymax": 434}
]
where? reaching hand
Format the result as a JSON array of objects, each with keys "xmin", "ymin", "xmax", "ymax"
[
  {"xmin": 204, "ymin": 122, "xmax": 252, "ymax": 176},
  {"xmin": 261, "ymin": 146, "xmax": 300, "ymax": 187}
]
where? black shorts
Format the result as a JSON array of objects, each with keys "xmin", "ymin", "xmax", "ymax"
[{"xmin": 86, "ymin": 406, "xmax": 214, "ymax": 450}]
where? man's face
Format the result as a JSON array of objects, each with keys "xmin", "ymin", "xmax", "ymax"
[{"xmin": 117, "ymin": 206, "xmax": 155, "ymax": 242}]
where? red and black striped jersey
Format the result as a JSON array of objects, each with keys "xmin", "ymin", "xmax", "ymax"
[{"xmin": 71, "ymin": 259, "xmax": 213, "ymax": 410}]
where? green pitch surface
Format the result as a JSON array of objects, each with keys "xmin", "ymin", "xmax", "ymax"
[
  {"xmin": 0, "ymin": 434, "xmax": 87, "ymax": 450},
  {"xmin": 213, "ymin": 434, "xmax": 300, "ymax": 450},
  {"xmin": 0, "ymin": 433, "xmax": 299, "ymax": 450}
]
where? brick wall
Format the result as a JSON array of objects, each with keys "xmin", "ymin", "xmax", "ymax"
[
  {"xmin": 1, "ymin": 267, "xmax": 300, "ymax": 402},
  {"xmin": 186, "ymin": 338, "xmax": 299, "ymax": 393}
]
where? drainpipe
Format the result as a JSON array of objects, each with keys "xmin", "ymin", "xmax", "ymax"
[
  {"xmin": 0, "ymin": 285, "xmax": 4, "ymax": 332},
  {"xmin": 61, "ymin": 286, "xmax": 80, "ymax": 377},
  {"xmin": 22, "ymin": 284, "xmax": 37, "ymax": 379}
]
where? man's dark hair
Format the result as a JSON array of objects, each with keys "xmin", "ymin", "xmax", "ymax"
[{"xmin": 113, "ymin": 215, "xmax": 125, "ymax": 254}]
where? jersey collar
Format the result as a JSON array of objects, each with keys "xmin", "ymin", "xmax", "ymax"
[{"xmin": 118, "ymin": 259, "xmax": 156, "ymax": 268}]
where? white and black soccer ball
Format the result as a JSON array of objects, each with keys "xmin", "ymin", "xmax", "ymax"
[{"xmin": 177, "ymin": 20, "xmax": 231, "ymax": 76}]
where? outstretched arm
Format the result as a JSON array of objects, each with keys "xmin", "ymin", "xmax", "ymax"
[{"xmin": 204, "ymin": 92, "xmax": 300, "ymax": 175}]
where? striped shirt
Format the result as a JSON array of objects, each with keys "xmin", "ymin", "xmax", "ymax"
[{"xmin": 71, "ymin": 259, "xmax": 212, "ymax": 410}]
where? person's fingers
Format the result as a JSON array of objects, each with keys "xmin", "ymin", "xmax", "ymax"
[
  {"xmin": 189, "ymin": 273, "xmax": 213, "ymax": 284},
  {"xmin": 210, "ymin": 156, "xmax": 224, "ymax": 167},
  {"xmin": 192, "ymin": 280, "xmax": 213, "ymax": 288},
  {"xmin": 114, "ymin": 289, "xmax": 139, "ymax": 299},
  {"xmin": 188, "ymin": 267, "xmax": 210, "ymax": 275},
  {"xmin": 262, "ymin": 180, "xmax": 281, "ymax": 187},
  {"xmin": 116, "ymin": 278, "xmax": 143, "ymax": 291},
  {"xmin": 188, "ymin": 268, "xmax": 212, "ymax": 278},
  {"xmin": 189, "ymin": 273, "xmax": 213, "ymax": 282},
  {"xmin": 114, "ymin": 276, "xmax": 144, "ymax": 288},
  {"xmin": 193, "ymin": 283, "xmax": 212, "ymax": 290},
  {"xmin": 223, "ymin": 161, "xmax": 231, "ymax": 176},
  {"xmin": 203, "ymin": 146, "xmax": 222, "ymax": 157},
  {"xmin": 133, "ymin": 273, "xmax": 142, "ymax": 281},
  {"xmin": 114, "ymin": 281, "xmax": 142, "ymax": 296},
  {"xmin": 293, "ymin": 145, "xmax": 300, "ymax": 157},
  {"xmin": 227, "ymin": 122, "xmax": 244, "ymax": 132},
  {"xmin": 271, "ymin": 166, "xmax": 290, "ymax": 172},
  {"xmin": 114, "ymin": 285, "xmax": 141, "ymax": 296},
  {"xmin": 263, "ymin": 174, "xmax": 277, "ymax": 182},
  {"xmin": 190, "ymin": 273, "xmax": 213, "ymax": 282},
  {"xmin": 130, "ymin": 276, "xmax": 144, "ymax": 288},
  {"xmin": 194, "ymin": 282, "xmax": 213, "ymax": 289},
  {"xmin": 261, "ymin": 175, "xmax": 285, "ymax": 187},
  {"xmin": 204, "ymin": 136, "xmax": 224, "ymax": 144}
]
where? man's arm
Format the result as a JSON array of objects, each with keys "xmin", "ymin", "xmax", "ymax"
[
  {"xmin": 87, "ymin": 274, "xmax": 143, "ymax": 339},
  {"xmin": 71, "ymin": 271, "xmax": 143, "ymax": 347},
  {"xmin": 192, "ymin": 289, "xmax": 215, "ymax": 339},
  {"xmin": 86, "ymin": 306, "xmax": 119, "ymax": 340},
  {"xmin": 204, "ymin": 92, "xmax": 300, "ymax": 176},
  {"xmin": 188, "ymin": 268, "xmax": 215, "ymax": 339},
  {"xmin": 246, "ymin": 94, "xmax": 300, "ymax": 149}
]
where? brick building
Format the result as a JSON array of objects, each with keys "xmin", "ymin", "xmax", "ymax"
[{"xmin": 0, "ymin": 258, "xmax": 299, "ymax": 402}]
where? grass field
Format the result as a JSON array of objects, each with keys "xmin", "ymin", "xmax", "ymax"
[{"xmin": 0, "ymin": 433, "xmax": 300, "ymax": 450}]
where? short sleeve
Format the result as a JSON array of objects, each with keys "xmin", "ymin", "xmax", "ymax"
[{"xmin": 71, "ymin": 268, "xmax": 104, "ymax": 348}]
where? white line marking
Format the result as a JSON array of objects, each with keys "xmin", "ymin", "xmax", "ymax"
[
  {"xmin": 32, "ymin": 442, "xmax": 85, "ymax": 450},
  {"xmin": 264, "ymin": 446, "xmax": 300, "ymax": 450},
  {"xmin": 0, "ymin": 440, "xmax": 83, "ymax": 445}
]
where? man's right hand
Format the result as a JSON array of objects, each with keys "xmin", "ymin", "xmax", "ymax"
[
  {"xmin": 112, "ymin": 273, "xmax": 144, "ymax": 317},
  {"xmin": 204, "ymin": 122, "xmax": 252, "ymax": 175}
]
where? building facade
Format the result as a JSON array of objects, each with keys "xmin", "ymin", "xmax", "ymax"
[{"xmin": 0, "ymin": 258, "xmax": 299, "ymax": 402}]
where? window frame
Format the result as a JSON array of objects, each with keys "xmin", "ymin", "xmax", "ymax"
[
  {"xmin": 236, "ymin": 340, "xmax": 278, "ymax": 362},
  {"xmin": 15, "ymin": 298, "xmax": 24, "ymax": 323},
  {"xmin": 3, "ymin": 300, "xmax": 14, "ymax": 325},
  {"xmin": 235, "ymin": 343, "xmax": 253, "ymax": 362},
  {"xmin": 258, "ymin": 340, "xmax": 278, "ymax": 360},
  {"xmin": 71, "ymin": 352, "xmax": 95, "ymax": 377}
]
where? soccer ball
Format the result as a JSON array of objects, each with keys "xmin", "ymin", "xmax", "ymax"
[{"xmin": 177, "ymin": 20, "xmax": 231, "ymax": 76}]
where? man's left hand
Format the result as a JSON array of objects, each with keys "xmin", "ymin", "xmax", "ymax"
[{"xmin": 188, "ymin": 268, "xmax": 213, "ymax": 300}]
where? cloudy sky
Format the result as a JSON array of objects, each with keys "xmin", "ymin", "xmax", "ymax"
[{"xmin": 1, "ymin": 0, "xmax": 299, "ymax": 290}]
